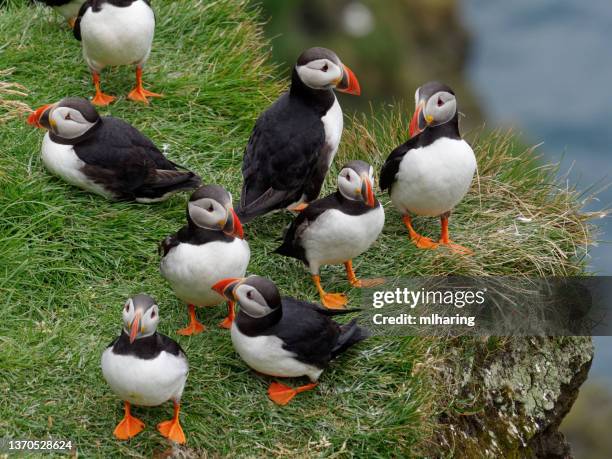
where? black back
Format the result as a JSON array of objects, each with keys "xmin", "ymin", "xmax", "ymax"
[
  {"xmin": 237, "ymin": 69, "xmax": 337, "ymax": 222},
  {"xmin": 235, "ymin": 297, "xmax": 358, "ymax": 369},
  {"xmin": 380, "ymin": 113, "xmax": 461, "ymax": 193},
  {"xmin": 275, "ymin": 191, "xmax": 380, "ymax": 264},
  {"xmin": 160, "ymin": 224, "xmax": 235, "ymax": 257},
  {"xmin": 108, "ymin": 331, "xmax": 185, "ymax": 360}
]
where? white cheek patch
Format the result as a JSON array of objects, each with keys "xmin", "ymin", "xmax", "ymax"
[
  {"xmin": 52, "ymin": 110, "xmax": 92, "ymax": 139},
  {"xmin": 296, "ymin": 61, "xmax": 342, "ymax": 90}
]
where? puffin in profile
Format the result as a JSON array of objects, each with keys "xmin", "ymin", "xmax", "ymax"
[
  {"xmin": 160, "ymin": 185, "xmax": 250, "ymax": 335},
  {"xmin": 27, "ymin": 97, "xmax": 200, "ymax": 202},
  {"xmin": 212, "ymin": 276, "xmax": 369, "ymax": 405},
  {"xmin": 237, "ymin": 47, "xmax": 361, "ymax": 223},
  {"xmin": 275, "ymin": 160, "xmax": 385, "ymax": 309},
  {"xmin": 37, "ymin": 0, "xmax": 85, "ymax": 27},
  {"xmin": 74, "ymin": 0, "xmax": 160, "ymax": 105},
  {"xmin": 101, "ymin": 294, "xmax": 189, "ymax": 443},
  {"xmin": 380, "ymin": 81, "xmax": 476, "ymax": 253}
]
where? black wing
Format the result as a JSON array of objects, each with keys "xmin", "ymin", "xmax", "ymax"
[
  {"xmin": 73, "ymin": 0, "xmax": 91, "ymax": 41},
  {"xmin": 237, "ymin": 95, "xmax": 326, "ymax": 222},
  {"xmin": 379, "ymin": 135, "xmax": 421, "ymax": 193}
]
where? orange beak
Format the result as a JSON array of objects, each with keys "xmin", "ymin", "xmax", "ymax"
[
  {"xmin": 27, "ymin": 104, "xmax": 53, "ymax": 128},
  {"xmin": 212, "ymin": 277, "xmax": 242, "ymax": 299},
  {"xmin": 336, "ymin": 64, "xmax": 361, "ymax": 96},
  {"xmin": 361, "ymin": 175, "xmax": 375, "ymax": 207},
  {"xmin": 409, "ymin": 101, "xmax": 425, "ymax": 137},
  {"xmin": 129, "ymin": 311, "xmax": 142, "ymax": 344},
  {"xmin": 222, "ymin": 208, "xmax": 244, "ymax": 239}
]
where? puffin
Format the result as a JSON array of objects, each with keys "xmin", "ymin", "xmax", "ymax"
[
  {"xmin": 236, "ymin": 47, "xmax": 361, "ymax": 223},
  {"xmin": 160, "ymin": 185, "xmax": 250, "ymax": 335},
  {"xmin": 101, "ymin": 294, "xmax": 189, "ymax": 443},
  {"xmin": 380, "ymin": 81, "xmax": 476, "ymax": 253},
  {"xmin": 212, "ymin": 275, "xmax": 369, "ymax": 405},
  {"xmin": 27, "ymin": 97, "xmax": 201, "ymax": 202},
  {"xmin": 275, "ymin": 160, "xmax": 385, "ymax": 309},
  {"xmin": 73, "ymin": 0, "xmax": 160, "ymax": 105},
  {"xmin": 37, "ymin": 0, "xmax": 85, "ymax": 27}
]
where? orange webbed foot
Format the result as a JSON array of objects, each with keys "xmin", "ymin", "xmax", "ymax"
[
  {"xmin": 288, "ymin": 202, "xmax": 309, "ymax": 212},
  {"xmin": 92, "ymin": 92, "xmax": 116, "ymax": 106},
  {"xmin": 113, "ymin": 412, "xmax": 144, "ymax": 440},
  {"xmin": 268, "ymin": 382, "xmax": 317, "ymax": 405},
  {"xmin": 157, "ymin": 418, "xmax": 186, "ymax": 444},
  {"xmin": 412, "ymin": 235, "xmax": 439, "ymax": 250},
  {"xmin": 321, "ymin": 292, "xmax": 348, "ymax": 309},
  {"xmin": 218, "ymin": 316, "xmax": 233, "ymax": 329},
  {"xmin": 127, "ymin": 87, "xmax": 162, "ymax": 104},
  {"xmin": 439, "ymin": 240, "xmax": 473, "ymax": 255},
  {"xmin": 177, "ymin": 321, "xmax": 205, "ymax": 336}
]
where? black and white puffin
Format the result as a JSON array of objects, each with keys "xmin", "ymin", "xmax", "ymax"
[
  {"xmin": 212, "ymin": 275, "xmax": 369, "ymax": 405},
  {"xmin": 380, "ymin": 81, "xmax": 476, "ymax": 253},
  {"xmin": 73, "ymin": 0, "xmax": 160, "ymax": 105},
  {"xmin": 27, "ymin": 97, "xmax": 200, "ymax": 202},
  {"xmin": 101, "ymin": 294, "xmax": 189, "ymax": 443},
  {"xmin": 236, "ymin": 47, "xmax": 361, "ymax": 223},
  {"xmin": 37, "ymin": 0, "xmax": 85, "ymax": 27},
  {"xmin": 160, "ymin": 185, "xmax": 250, "ymax": 335},
  {"xmin": 275, "ymin": 160, "xmax": 385, "ymax": 309}
]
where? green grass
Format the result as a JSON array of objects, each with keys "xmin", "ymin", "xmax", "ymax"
[{"xmin": 0, "ymin": 0, "xmax": 591, "ymax": 457}]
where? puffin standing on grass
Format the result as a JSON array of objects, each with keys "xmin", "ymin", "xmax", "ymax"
[
  {"xmin": 27, "ymin": 97, "xmax": 200, "ymax": 202},
  {"xmin": 212, "ymin": 275, "xmax": 369, "ymax": 405},
  {"xmin": 38, "ymin": 0, "xmax": 85, "ymax": 27},
  {"xmin": 380, "ymin": 81, "xmax": 476, "ymax": 253},
  {"xmin": 236, "ymin": 47, "xmax": 361, "ymax": 223},
  {"xmin": 101, "ymin": 294, "xmax": 189, "ymax": 443},
  {"xmin": 275, "ymin": 160, "xmax": 385, "ymax": 309},
  {"xmin": 160, "ymin": 185, "xmax": 250, "ymax": 335},
  {"xmin": 74, "ymin": 0, "xmax": 161, "ymax": 105}
]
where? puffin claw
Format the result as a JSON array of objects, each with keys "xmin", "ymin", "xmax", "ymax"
[{"xmin": 321, "ymin": 292, "xmax": 348, "ymax": 309}]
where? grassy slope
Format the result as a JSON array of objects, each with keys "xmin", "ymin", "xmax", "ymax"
[{"xmin": 0, "ymin": 0, "xmax": 589, "ymax": 457}]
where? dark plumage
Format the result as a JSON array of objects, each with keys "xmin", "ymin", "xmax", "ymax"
[{"xmin": 108, "ymin": 330, "xmax": 185, "ymax": 360}]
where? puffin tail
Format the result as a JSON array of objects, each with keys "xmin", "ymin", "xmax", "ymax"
[
  {"xmin": 135, "ymin": 170, "xmax": 202, "ymax": 202},
  {"xmin": 331, "ymin": 319, "xmax": 370, "ymax": 359}
]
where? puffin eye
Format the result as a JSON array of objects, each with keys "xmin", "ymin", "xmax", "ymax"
[
  {"xmin": 125, "ymin": 302, "xmax": 130, "ymax": 312},
  {"xmin": 65, "ymin": 113, "xmax": 72, "ymax": 120},
  {"xmin": 346, "ymin": 173, "xmax": 351, "ymax": 181},
  {"xmin": 150, "ymin": 309, "xmax": 156, "ymax": 319},
  {"xmin": 437, "ymin": 97, "xmax": 444, "ymax": 107},
  {"xmin": 246, "ymin": 290, "xmax": 253, "ymax": 299},
  {"xmin": 321, "ymin": 64, "xmax": 328, "ymax": 72},
  {"xmin": 208, "ymin": 205, "xmax": 214, "ymax": 212}
]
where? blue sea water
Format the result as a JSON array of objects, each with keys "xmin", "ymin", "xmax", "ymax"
[{"xmin": 460, "ymin": 0, "xmax": 612, "ymax": 381}]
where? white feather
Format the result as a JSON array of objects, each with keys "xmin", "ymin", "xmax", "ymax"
[
  {"xmin": 101, "ymin": 348, "xmax": 188, "ymax": 406},
  {"xmin": 231, "ymin": 324, "xmax": 323, "ymax": 382},
  {"xmin": 160, "ymin": 238, "xmax": 250, "ymax": 307},
  {"xmin": 301, "ymin": 204, "xmax": 384, "ymax": 274},
  {"xmin": 390, "ymin": 137, "xmax": 476, "ymax": 216},
  {"xmin": 80, "ymin": 0, "xmax": 155, "ymax": 71},
  {"xmin": 41, "ymin": 133, "xmax": 113, "ymax": 198}
]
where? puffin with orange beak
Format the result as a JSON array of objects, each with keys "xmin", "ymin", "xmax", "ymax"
[
  {"xmin": 101, "ymin": 294, "xmax": 189, "ymax": 443},
  {"xmin": 160, "ymin": 185, "xmax": 250, "ymax": 335},
  {"xmin": 276, "ymin": 161, "xmax": 384, "ymax": 309},
  {"xmin": 237, "ymin": 47, "xmax": 361, "ymax": 223},
  {"xmin": 380, "ymin": 81, "xmax": 476, "ymax": 253},
  {"xmin": 26, "ymin": 97, "xmax": 200, "ymax": 202},
  {"xmin": 212, "ymin": 275, "xmax": 369, "ymax": 405}
]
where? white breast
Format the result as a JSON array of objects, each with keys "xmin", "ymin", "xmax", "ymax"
[
  {"xmin": 80, "ymin": 0, "xmax": 155, "ymax": 71},
  {"xmin": 101, "ymin": 348, "xmax": 188, "ymax": 407},
  {"xmin": 41, "ymin": 133, "xmax": 113, "ymax": 198},
  {"xmin": 160, "ymin": 238, "xmax": 250, "ymax": 307},
  {"xmin": 230, "ymin": 324, "xmax": 323, "ymax": 382},
  {"xmin": 320, "ymin": 97, "xmax": 343, "ymax": 166},
  {"xmin": 54, "ymin": 0, "xmax": 84, "ymax": 20},
  {"xmin": 390, "ymin": 137, "xmax": 476, "ymax": 217},
  {"xmin": 301, "ymin": 204, "xmax": 385, "ymax": 273}
]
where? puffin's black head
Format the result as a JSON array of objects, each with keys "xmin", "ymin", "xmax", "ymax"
[
  {"xmin": 187, "ymin": 185, "xmax": 244, "ymax": 238},
  {"xmin": 27, "ymin": 97, "xmax": 100, "ymax": 139},
  {"xmin": 337, "ymin": 160, "xmax": 376, "ymax": 207},
  {"xmin": 122, "ymin": 294, "xmax": 160, "ymax": 343},
  {"xmin": 409, "ymin": 81, "xmax": 457, "ymax": 137},
  {"xmin": 212, "ymin": 275, "xmax": 282, "ymax": 318},
  {"xmin": 294, "ymin": 47, "xmax": 360, "ymax": 95}
]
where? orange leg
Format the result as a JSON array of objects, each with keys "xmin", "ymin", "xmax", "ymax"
[
  {"xmin": 402, "ymin": 215, "xmax": 438, "ymax": 249},
  {"xmin": 312, "ymin": 275, "xmax": 347, "ymax": 309},
  {"xmin": 287, "ymin": 202, "xmax": 309, "ymax": 212},
  {"xmin": 218, "ymin": 300, "xmax": 235, "ymax": 329},
  {"xmin": 177, "ymin": 304, "xmax": 205, "ymax": 336},
  {"xmin": 268, "ymin": 381, "xmax": 318, "ymax": 405},
  {"xmin": 157, "ymin": 401, "xmax": 186, "ymax": 444},
  {"xmin": 91, "ymin": 72, "xmax": 116, "ymax": 106},
  {"xmin": 128, "ymin": 66, "xmax": 162, "ymax": 104},
  {"xmin": 439, "ymin": 214, "xmax": 473, "ymax": 255},
  {"xmin": 344, "ymin": 260, "xmax": 385, "ymax": 288},
  {"xmin": 113, "ymin": 401, "xmax": 144, "ymax": 440}
]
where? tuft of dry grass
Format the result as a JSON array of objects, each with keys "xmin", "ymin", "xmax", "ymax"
[{"xmin": 0, "ymin": 68, "xmax": 31, "ymax": 124}]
